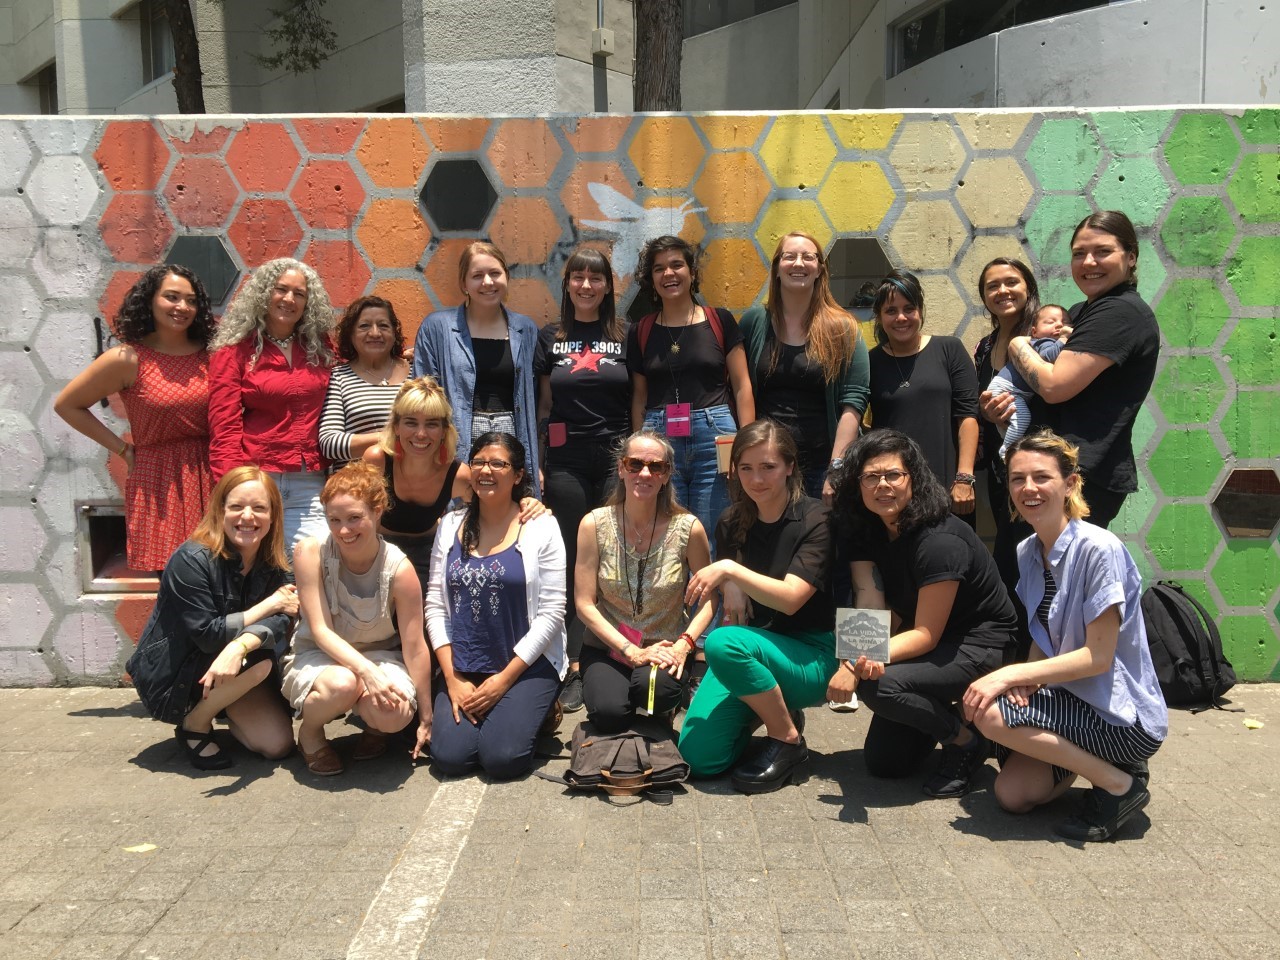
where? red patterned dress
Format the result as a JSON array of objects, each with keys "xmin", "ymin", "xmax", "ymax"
[{"xmin": 119, "ymin": 345, "xmax": 214, "ymax": 571}]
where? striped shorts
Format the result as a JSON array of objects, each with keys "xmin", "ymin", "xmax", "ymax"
[{"xmin": 997, "ymin": 686, "xmax": 1163, "ymax": 784}]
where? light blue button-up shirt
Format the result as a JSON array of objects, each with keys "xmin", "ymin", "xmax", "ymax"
[{"xmin": 1016, "ymin": 519, "xmax": 1168, "ymax": 740}]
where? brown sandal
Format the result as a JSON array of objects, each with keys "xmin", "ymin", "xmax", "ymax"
[
  {"xmin": 299, "ymin": 738, "xmax": 344, "ymax": 776},
  {"xmin": 353, "ymin": 730, "xmax": 389, "ymax": 761}
]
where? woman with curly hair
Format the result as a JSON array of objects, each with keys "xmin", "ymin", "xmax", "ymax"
[
  {"xmin": 56, "ymin": 264, "xmax": 216, "ymax": 571},
  {"xmin": 209, "ymin": 257, "xmax": 336, "ymax": 549},
  {"xmin": 739, "ymin": 232, "xmax": 869, "ymax": 498}
]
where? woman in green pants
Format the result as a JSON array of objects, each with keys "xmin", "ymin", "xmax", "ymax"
[{"xmin": 678, "ymin": 419, "xmax": 839, "ymax": 793}]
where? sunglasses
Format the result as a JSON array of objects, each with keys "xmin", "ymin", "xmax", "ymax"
[
  {"xmin": 621, "ymin": 457, "xmax": 672, "ymax": 477},
  {"xmin": 858, "ymin": 469, "xmax": 909, "ymax": 489}
]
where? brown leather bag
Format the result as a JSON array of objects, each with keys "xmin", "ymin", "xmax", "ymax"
[{"xmin": 537, "ymin": 719, "xmax": 690, "ymax": 804}]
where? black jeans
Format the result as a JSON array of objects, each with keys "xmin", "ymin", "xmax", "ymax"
[
  {"xmin": 580, "ymin": 644, "xmax": 685, "ymax": 734},
  {"xmin": 859, "ymin": 641, "xmax": 1007, "ymax": 779},
  {"xmin": 544, "ymin": 436, "xmax": 621, "ymax": 662}
]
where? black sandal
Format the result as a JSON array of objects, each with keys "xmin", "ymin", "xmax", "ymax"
[{"xmin": 175, "ymin": 724, "xmax": 233, "ymax": 771}]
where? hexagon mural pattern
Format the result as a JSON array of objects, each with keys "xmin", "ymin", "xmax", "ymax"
[{"xmin": 0, "ymin": 107, "xmax": 1275, "ymax": 685}]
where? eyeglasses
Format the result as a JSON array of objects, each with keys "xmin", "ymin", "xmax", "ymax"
[
  {"xmin": 859, "ymin": 470, "xmax": 909, "ymax": 489},
  {"xmin": 780, "ymin": 252, "xmax": 819, "ymax": 265},
  {"xmin": 469, "ymin": 457, "xmax": 512, "ymax": 471},
  {"xmin": 621, "ymin": 457, "xmax": 672, "ymax": 477}
]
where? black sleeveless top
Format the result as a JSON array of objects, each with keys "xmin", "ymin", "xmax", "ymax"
[{"xmin": 381, "ymin": 457, "xmax": 461, "ymax": 538}]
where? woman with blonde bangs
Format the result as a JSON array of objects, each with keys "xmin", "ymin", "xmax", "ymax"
[
  {"xmin": 285, "ymin": 462, "xmax": 433, "ymax": 776},
  {"xmin": 208, "ymin": 257, "xmax": 336, "ymax": 549},
  {"xmin": 739, "ymin": 232, "xmax": 869, "ymax": 498},
  {"xmin": 127, "ymin": 466, "xmax": 298, "ymax": 771}
]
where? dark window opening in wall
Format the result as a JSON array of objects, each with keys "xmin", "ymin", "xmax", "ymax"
[
  {"xmin": 78, "ymin": 504, "xmax": 159, "ymax": 593},
  {"xmin": 895, "ymin": 0, "xmax": 1109, "ymax": 75},
  {"xmin": 1213, "ymin": 468, "xmax": 1280, "ymax": 539},
  {"xmin": 683, "ymin": 0, "xmax": 796, "ymax": 38},
  {"xmin": 826, "ymin": 90, "xmax": 841, "ymax": 110},
  {"xmin": 370, "ymin": 96, "xmax": 407, "ymax": 113},
  {"xmin": 139, "ymin": 0, "xmax": 176, "ymax": 84},
  {"xmin": 35, "ymin": 63, "xmax": 58, "ymax": 114}
]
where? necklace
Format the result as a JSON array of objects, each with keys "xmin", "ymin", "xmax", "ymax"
[
  {"xmin": 618, "ymin": 506, "xmax": 660, "ymax": 619},
  {"xmin": 356, "ymin": 359, "xmax": 397, "ymax": 386},
  {"xmin": 660, "ymin": 305, "xmax": 696, "ymax": 355},
  {"xmin": 885, "ymin": 343, "xmax": 915, "ymax": 389},
  {"xmin": 265, "ymin": 332, "xmax": 294, "ymax": 350}
]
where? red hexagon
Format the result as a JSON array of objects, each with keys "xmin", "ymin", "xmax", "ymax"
[
  {"xmin": 100, "ymin": 194, "xmax": 174, "ymax": 264},
  {"xmin": 227, "ymin": 123, "xmax": 300, "ymax": 193},
  {"xmin": 115, "ymin": 596, "xmax": 157, "ymax": 646},
  {"xmin": 299, "ymin": 238, "xmax": 372, "ymax": 309},
  {"xmin": 290, "ymin": 159, "xmax": 366, "ymax": 230},
  {"xmin": 163, "ymin": 157, "xmax": 240, "ymax": 228},
  {"xmin": 94, "ymin": 120, "xmax": 171, "ymax": 192},
  {"xmin": 98, "ymin": 270, "xmax": 144, "ymax": 321},
  {"xmin": 294, "ymin": 118, "xmax": 367, "ymax": 154},
  {"xmin": 227, "ymin": 198, "xmax": 304, "ymax": 268},
  {"xmin": 169, "ymin": 125, "xmax": 233, "ymax": 155}
]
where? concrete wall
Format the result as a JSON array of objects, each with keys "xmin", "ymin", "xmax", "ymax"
[
  {"xmin": 0, "ymin": 107, "xmax": 1278, "ymax": 686},
  {"xmin": 682, "ymin": 4, "xmax": 800, "ymax": 111}
]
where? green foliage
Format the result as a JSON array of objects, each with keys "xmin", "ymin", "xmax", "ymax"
[{"xmin": 254, "ymin": 0, "xmax": 338, "ymax": 75}]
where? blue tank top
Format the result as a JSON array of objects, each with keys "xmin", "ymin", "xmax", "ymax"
[{"xmin": 445, "ymin": 537, "xmax": 529, "ymax": 674}]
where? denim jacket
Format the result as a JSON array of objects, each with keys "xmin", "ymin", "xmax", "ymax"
[
  {"xmin": 127, "ymin": 541, "xmax": 292, "ymax": 724},
  {"xmin": 411, "ymin": 305, "xmax": 541, "ymax": 497}
]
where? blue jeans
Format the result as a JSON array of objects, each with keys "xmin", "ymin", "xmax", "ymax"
[
  {"xmin": 644, "ymin": 404, "xmax": 736, "ymax": 556},
  {"xmin": 267, "ymin": 468, "xmax": 327, "ymax": 554}
]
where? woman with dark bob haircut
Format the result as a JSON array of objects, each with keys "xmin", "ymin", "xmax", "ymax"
[
  {"xmin": 828, "ymin": 430, "xmax": 1016, "ymax": 799},
  {"xmin": 56, "ymin": 264, "xmax": 216, "ymax": 571},
  {"xmin": 319, "ymin": 295, "xmax": 410, "ymax": 465}
]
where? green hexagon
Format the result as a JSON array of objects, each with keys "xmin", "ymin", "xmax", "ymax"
[
  {"xmin": 1152, "ymin": 355, "xmax": 1226, "ymax": 424},
  {"xmin": 1149, "ymin": 429, "xmax": 1222, "ymax": 499},
  {"xmin": 1160, "ymin": 196, "xmax": 1235, "ymax": 267},
  {"xmin": 1092, "ymin": 156, "xmax": 1170, "ymax": 227},
  {"xmin": 1136, "ymin": 236, "xmax": 1166, "ymax": 303},
  {"xmin": 1227, "ymin": 236, "xmax": 1280, "ymax": 307},
  {"xmin": 1155, "ymin": 279, "xmax": 1232, "ymax": 348},
  {"xmin": 1111, "ymin": 480, "xmax": 1155, "ymax": 538},
  {"xmin": 1177, "ymin": 578, "xmax": 1220, "ymax": 621},
  {"xmin": 1147, "ymin": 504, "xmax": 1221, "ymax": 572},
  {"xmin": 1240, "ymin": 108, "xmax": 1280, "ymax": 145},
  {"xmin": 1222, "ymin": 616, "xmax": 1279, "ymax": 680},
  {"xmin": 1093, "ymin": 110, "xmax": 1173, "ymax": 156},
  {"xmin": 1024, "ymin": 194, "xmax": 1092, "ymax": 267},
  {"xmin": 1212, "ymin": 542, "xmax": 1280, "ymax": 608},
  {"xmin": 1223, "ymin": 391, "xmax": 1280, "ymax": 460},
  {"xmin": 1128, "ymin": 541, "xmax": 1155, "ymax": 591},
  {"xmin": 1025, "ymin": 119, "xmax": 1103, "ymax": 192},
  {"xmin": 1227, "ymin": 154, "xmax": 1280, "ymax": 225},
  {"xmin": 1163, "ymin": 114, "xmax": 1240, "ymax": 185},
  {"xmin": 1038, "ymin": 272, "xmax": 1079, "ymax": 311},
  {"xmin": 1131, "ymin": 401, "xmax": 1158, "ymax": 457},
  {"xmin": 1223, "ymin": 317, "xmax": 1280, "ymax": 387}
]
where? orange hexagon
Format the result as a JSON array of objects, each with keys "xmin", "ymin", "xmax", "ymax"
[
  {"xmin": 563, "ymin": 116, "xmax": 631, "ymax": 154},
  {"xmin": 489, "ymin": 196, "xmax": 562, "ymax": 266},
  {"xmin": 100, "ymin": 194, "xmax": 173, "ymax": 264},
  {"xmin": 227, "ymin": 198, "xmax": 304, "ymax": 268},
  {"xmin": 697, "ymin": 116, "xmax": 767, "ymax": 151},
  {"xmin": 169, "ymin": 124, "xmax": 233, "ymax": 155},
  {"xmin": 98, "ymin": 270, "xmax": 144, "ymax": 320},
  {"xmin": 163, "ymin": 157, "xmax": 239, "ymax": 228},
  {"xmin": 95, "ymin": 120, "xmax": 170, "ymax": 191},
  {"xmin": 700, "ymin": 237, "xmax": 769, "ymax": 315},
  {"xmin": 561, "ymin": 160, "xmax": 632, "ymax": 224},
  {"xmin": 694, "ymin": 153, "xmax": 772, "ymax": 225},
  {"xmin": 488, "ymin": 119, "xmax": 562, "ymax": 189},
  {"xmin": 226, "ymin": 123, "xmax": 300, "ymax": 193},
  {"xmin": 628, "ymin": 117, "xmax": 706, "ymax": 190},
  {"xmin": 370, "ymin": 277, "xmax": 434, "ymax": 344},
  {"xmin": 290, "ymin": 159, "xmax": 366, "ymax": 230},
  {"xmin": 299, "ymin": 239, "xmax": 372, "ymax": 309},
  {"xmin": 357, "ymin": 198, "xmax": 431, "ymax": 269},
  {"xmin": 294, "ymin": 117, "xmax": 366, "ymax": 154},
  {"xmin": 421, "ymin": 118, "xmax": 490, "ymax": 153},
  {"xmin": 507, "ymin": 278, "xmax": 559, "ymax": 326},
  {"xmin": 357, "ymin": 117, "xmax": 432, "ymax": 189},
  {"xmin": 423, "ymin": 238, "xmax": 474, "ymax": 306}
]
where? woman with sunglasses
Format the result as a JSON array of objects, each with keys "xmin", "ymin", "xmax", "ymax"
[
  {"xmin": 677, "ymin": 420, "xmax": 838, "ymax": 793},
  {"xmin": 574, "ymin": 430, "xmax": 716, "ymax": 732},
  {"xmin": 828, "ymin": 430, "xmax": 1016, "ymax": 799},
  {"xmin": 425, "ymin": 433, "xmax": 566, "ymax": 779}
]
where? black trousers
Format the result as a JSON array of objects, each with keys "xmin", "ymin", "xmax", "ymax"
[{"xmin": 580, "ymin": 644, "xmax": 686, "ymax": 734}]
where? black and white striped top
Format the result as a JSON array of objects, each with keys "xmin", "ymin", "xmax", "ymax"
[
  {"xmin": 318, "ymin": 364, "xmax": 401, "ymax": 463},
  {"xmin": 1036, "ymin": 567, "xmax": 1056, "ymax": 635}
]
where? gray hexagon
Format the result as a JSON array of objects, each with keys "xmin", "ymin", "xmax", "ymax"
[
  {"xmin": 27, "ymin": 155, "xmax": 100, "ymax": 226},
  {"xmin": 25, "ymin": 118, "xmax": 99, "ymax": 156},
  {"xmin": 0, "ymin": 649, "xmax": 54, "ymax": 685},
  {"xmin": 0, "ymin": 196, "xmax": 39, "ymax": 269},
  {"xmin": 0, "ymin": 276, "xmax": 43, "ymax": 344},
  {"xmin": 0, "ymin": 120, "xmax": 34, "ymax": 192},
  {"xmin": 0, "ymin": 348, "xmax": 49, "ymax": 422},
  {"xmin": 0, "ymin": 504, "xmax": 49, "ymax": 573},
  {"xmin": 165, "ymin": 235, "xmax": 240, "ymax": 306},
  {"xmin": 34, "ymin": 308, "xmax": 100, "ymax": 373},
  {"xmin": 1213, "ymin": 468, "xmax": 1280, "ymax": 539},
  {"xmin": 0, "ymin": 583, "xmax": 54, "ymax": 652},
  {"xmin": 33, "ymin": 228, "xmax": 103, "ymax": 299},
  {"xmin": 420, "ymin": 158, "xmax": 498, "ymax": 233}
]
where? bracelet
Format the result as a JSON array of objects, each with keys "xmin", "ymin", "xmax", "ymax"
[
  {"xmin": 676, "ymin": 632, "xmax": 695, "ymax": 649},
  {"xmin": 841, "ymin": 660, "xmax": 858, "ymax": 675},
  {"xmin": 953, "ymin": 473, "xmax": 976, "ymax": 486},
  {"xmin": 116, "ymin": 439, "xmax": 129, "ymax": 456}
]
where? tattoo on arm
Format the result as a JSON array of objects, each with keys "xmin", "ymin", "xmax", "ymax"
[{"xmin": 1012, "ymin": 341, "xmax": 1041, "ymax": 391}]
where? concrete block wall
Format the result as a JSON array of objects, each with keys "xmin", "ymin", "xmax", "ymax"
[{"xmin": 0, "ymin": 108, "xmax": 1277, "ymax": 685}]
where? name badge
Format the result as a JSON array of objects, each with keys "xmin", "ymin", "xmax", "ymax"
[
  {"xmin": 610, "ymin": 622, "xmax": 645, "ymax": 666},
  {"xmin": 665, "ymin": 403, "xmax": 691, "ymax": 438},
  {"xmin": 547, "ymin": 422, "xmax": 567, "ymax": 447}
]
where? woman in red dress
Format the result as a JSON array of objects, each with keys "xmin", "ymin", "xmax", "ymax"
[{"xmin": 56, "ymin": 265, "xmax": 215, "ymax": 572}]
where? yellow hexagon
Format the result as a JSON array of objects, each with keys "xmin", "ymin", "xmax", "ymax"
[
  {"xmin": 755, "ymin": 199, "xmax": 833, "ymax": 257},
  {"xmin": 818, "ymin": 161, "xmax": 896, "ymax": 233},
  {"xmin": 759, "ymin": 115, "xmax": 837, "ymax": 189},
  {"xmin": 694, "ymin": 152, "xmax": 773, "ymax": 225},
  {"xmin": 697, "ymin": 115, "xmax": 768, "ymax": 150},
  {"xmin": 956, "ymin": 233, "xmax": 1035, "ymax": 314},
  {"xmin": 918, "ymin": 273, "xmax": 970, "ymax": 342},
  {"xmin": 701, "ymin": 237, "xmax": 770, "ymax": 315},
  {"xmin": 890, "ymin": 121, "xmax": 967, "ymax": 193},
  {"xmin": 957, "ymin": 156, "xmax": 1033, "ymax": 230},
  {"xmin": 628, "ymin": 117, "xmax": 706, "ymax": 189},
  {"xmin": 829, "ymin": 113, "xmax": 902, "ymax": 151},
  {"xmin": 955, "ymin": 113, "xmax": 1032, "ymax": 152},
  {"xmin": 888, "ymin": 199, "xmax": 969, "ymax": 269}
]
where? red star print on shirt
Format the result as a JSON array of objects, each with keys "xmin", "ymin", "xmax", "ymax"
[{"xmin": 569, "ymin": 343, "xmax": 605, "ymax": 373}]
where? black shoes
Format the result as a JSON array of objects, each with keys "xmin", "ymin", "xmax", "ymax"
[
  {"xmin": 1055, "ymin": 776, "xmax": 1151, "ymax": 842},
  {"xmin": 922, "ymin": 728, "xmax": 989, "ymax": 798},
  {"xmin": 730, "ymin": 736, "xmax": 808, "ymax": 794},
  {"xmin": 175, "ymin": 724, "xmax": 232, "ymax": 771},
  {"xmin": 559, "ymin": 669, "xmax": 584, "ymax": 714}
]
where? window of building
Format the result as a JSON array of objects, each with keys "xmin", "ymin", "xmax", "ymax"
[
  {"xmin": 683, "ymin": 0, "xmax": 796, "ymax": 38},
  {"xmin": 893, "ymin": 0, "xmax": 1110, "ymax": 75},
  {"xmin": 35, "ymin": 63, "xmax": 58, "ymax": 114},
  {"xmin": 139, "ymin": 0, "xmax": 176, "ymax": 83}
]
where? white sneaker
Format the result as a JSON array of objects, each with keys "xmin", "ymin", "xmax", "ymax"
[{"xmin": 827, "ymin": 695, "xmax": 860, "ymax": 713}]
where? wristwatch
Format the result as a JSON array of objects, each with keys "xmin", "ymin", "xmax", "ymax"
[{"xmin": 829, "ymin": 457, "xmax": 845, "ymax": 471}]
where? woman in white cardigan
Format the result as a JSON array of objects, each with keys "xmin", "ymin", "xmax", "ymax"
[{"xmin": 425, "ymin": 431, "xmax": 566, "ymax": 779}]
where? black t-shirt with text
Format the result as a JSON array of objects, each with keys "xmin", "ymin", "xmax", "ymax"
[{"xmin": 533, "ymin": 320, "xmax": 630, "ymax": 439}]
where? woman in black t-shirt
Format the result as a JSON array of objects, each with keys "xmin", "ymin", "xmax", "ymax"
[
  {"xmin": 828, "ymin": 430, "xmax": 1016, "ymax": 799},
  {"xmin": 677, "ymin": 420, "xmax": 838, "ymax": 794},
  {"xmin": 626, "ymin": 235, "xmax": 755, "ymax": 549},
  {"xmin": 534, "ymin": 247, "xmax": 631, "ymax": 713}
]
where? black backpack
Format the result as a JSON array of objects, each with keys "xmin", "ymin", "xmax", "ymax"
[{"xmin": 1141, "ymin": 580, "xmax": 1237, "ymax": 712}]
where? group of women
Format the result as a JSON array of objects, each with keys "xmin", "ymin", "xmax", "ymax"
[{"xmin": 57, "ymin": 208, "xmax": 1166, "ymax": 842}]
